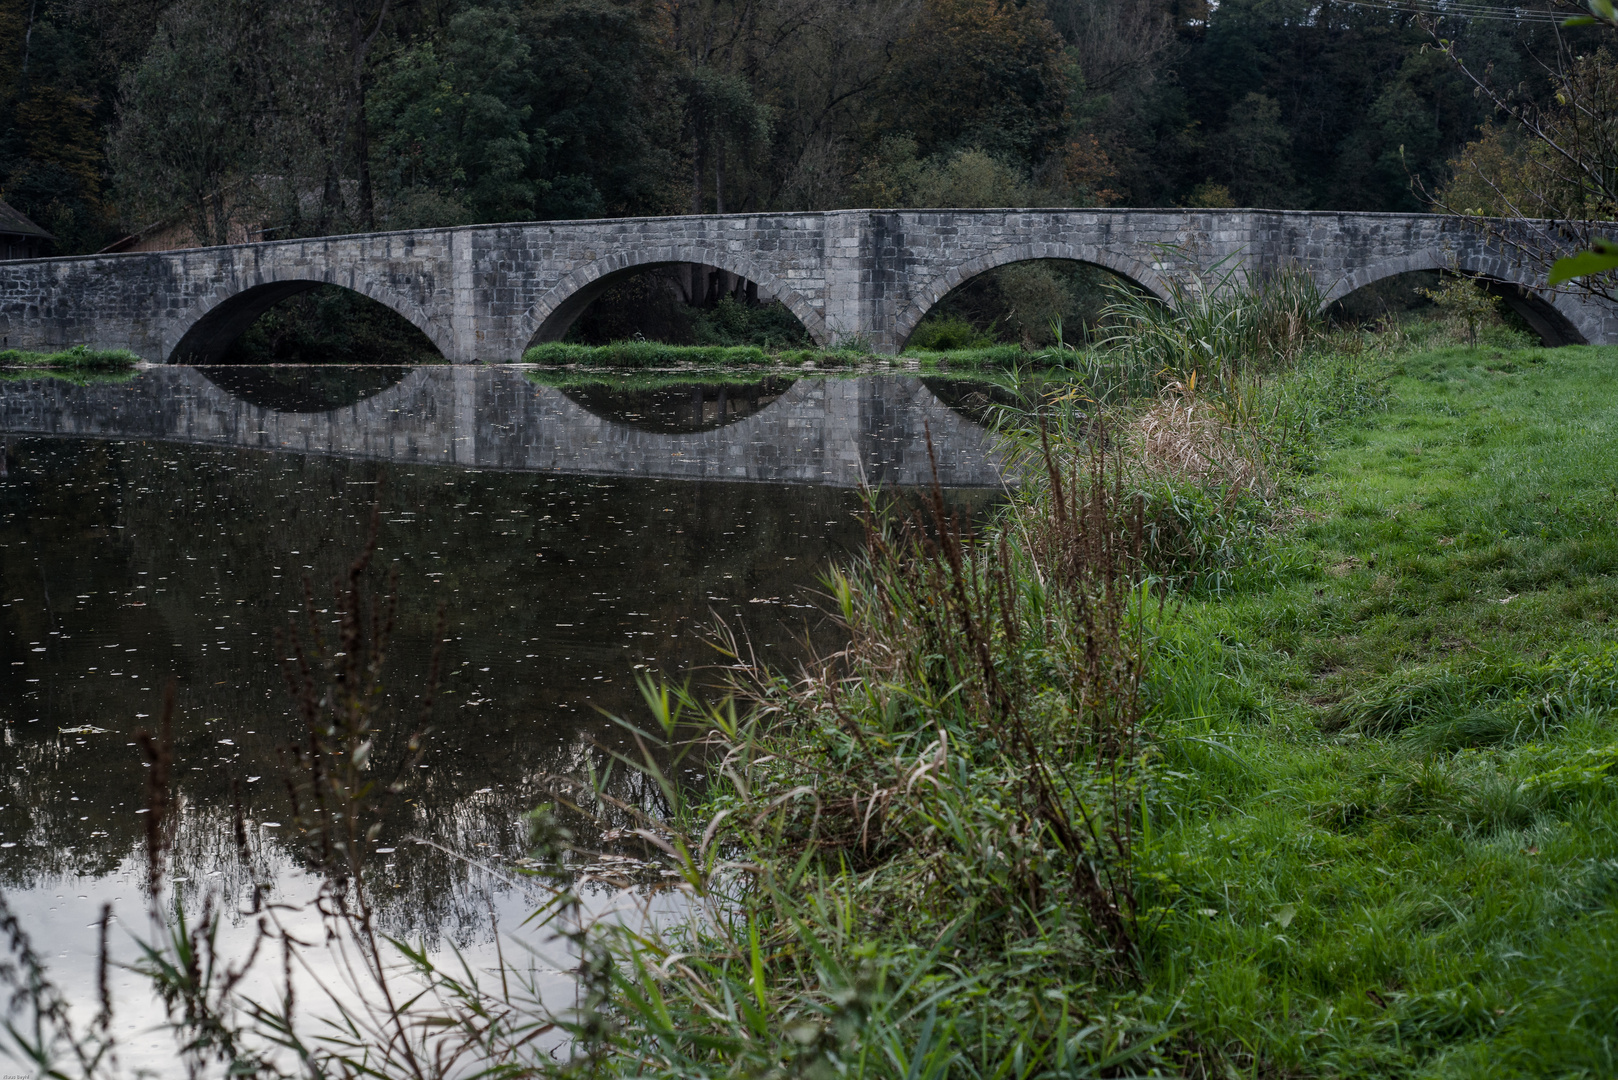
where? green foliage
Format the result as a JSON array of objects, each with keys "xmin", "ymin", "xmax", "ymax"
[
  {"xmin": 521, "ymin": 0, "xmax": 682, "ymax": 218},
  {"xmin": 905, "ymin": 315, "xmax": 996, "ymax": 351},
  {"xmin": 368, "ymin": 8, "xmax": 540, "ymax": 228},
  {"xmin": 1218, "ymin": 93, "xmax": 1296, "ymax": 208},
  {"xmin": 690, "ymin": 296, "xmax": 812, "ymax": 349},
  {"xmin": 1549, "ymin": 239, "xmax": 1618, "ymax": 285},
  {"xmin": 871, "ymin": 0, "xmax": 1072, "ymax": 169},
  {"xmin": 0, "ymin": 346, "xmax": 139, "ymax": 370},
  {"xmin": 905, "ymin": 261, "xmax": 1128, "ymax": 351},
  {"xmin": 523, "ymin": 368, "xmax": 798, "ymax": 392},
  {"xmin": 848, "ymin": 137, "xmax": 1036, "ymax": 209},
  {"xmin": 904, "ymin": 344, "xmax": 1032, "ymax": 368},
  {"xmin": 1097, "ymin": 257, "xmax": 1325, "ymax": 388},
  {"xmin": 3, "ymin": 0, "xmax": 1593, "ymax": 258},
  {"xmin": 1421, "ymin": 274, "xmax": 1503, "ymax": 345},
  {"xmin": 108, "ymin": 0, "xmax": 262, "ymax": 248},
  {"xmin": 221, "ymin": 285, "xmax": 445, "ymax": 364}
]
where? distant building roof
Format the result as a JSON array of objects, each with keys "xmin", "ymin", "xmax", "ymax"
[{"xmin": 0, "ymin": 199, "xmax": 54, "ymax": 241}]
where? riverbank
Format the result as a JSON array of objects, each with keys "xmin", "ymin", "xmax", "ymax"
[
  {"xmin": 546, "ymin": 333, "xmax": 1618, "ymax": 1077},
  {"xmin": 10, "ymin": 317, "xmax": 1615, "ymax": 1077},
  {"xmin": 0, "ymin": 345, "xmax": 140, "ymax": 371},
  {"xmin": 522, "ymin": 339, "xmax": 1033, "ymax": 369}
]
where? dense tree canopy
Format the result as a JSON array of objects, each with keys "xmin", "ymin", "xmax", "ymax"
[{"xmin": 0, "ymin": 0, "xmax": 1597, "ymax": 255}]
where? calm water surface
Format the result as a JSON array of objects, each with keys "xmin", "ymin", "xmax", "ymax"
[{"xmin": 0, "ymin": 365, "xmax": 1004, "ymax": 1058}]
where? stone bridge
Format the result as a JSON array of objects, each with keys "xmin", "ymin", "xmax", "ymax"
[
  {"xmin": 1, "ymin": 208, "xmax": 1610, "ymax": 361},
  {"xmin": 0, "ymin": 368, "xmax": 1003, "ymax": 487}
]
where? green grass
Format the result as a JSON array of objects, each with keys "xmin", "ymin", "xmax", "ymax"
[
  {"xmin": 523, "ymin": 340, "xmax": 775, "ymax": 366},
  {"xmin": 548, "ymin": 340, "xmax": 1618, "ymax": 1078},
  {"xmin": 0, "ymin": 345, "xmax": 140, "ymax": 371},
  {"xmin": 1135, "ymin": 343, "xmax": 1618, "ymax": 1076}
]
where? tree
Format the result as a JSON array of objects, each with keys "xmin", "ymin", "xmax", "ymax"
[
  {"xmin": 1432, "ymin": 26, "xmax": 1618, "ymax": 301},
  {"xmin": 521, "ymin": 0, "xmax": 684, "ymax": 218},
  {"xmin": 872, "ymin": 0, "xmax": 1072, "ymax": 169},
  {"xmin": 677, "ymin": 65, "xmax": 772, "ymax": 214},
  {"xmin": 1219, "ymin": 92, "xmax": 1295, "ymax": 207},
  {"xmin": 369, "ymin": 7, "xmax": 540, "ymax": 228},
  {"xmin": 849, "ymin": 136, "xmax": 1035, "ymax": 207},
  {"xmin": 108, "ymin": 0, "xmax": 260, "ymax": 247}
]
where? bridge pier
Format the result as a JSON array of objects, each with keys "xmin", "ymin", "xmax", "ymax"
[{"xmin": 1, "ymin": 210, "xmax": 1613, "ymax": 361}]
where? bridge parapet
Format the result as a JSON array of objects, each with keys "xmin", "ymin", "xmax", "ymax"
[{"xmin": 0, "ymin": 209, "xmax": 1609, "ymax": 361}]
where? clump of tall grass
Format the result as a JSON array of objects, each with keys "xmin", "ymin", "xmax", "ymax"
[
  {"xmin": 1096, "ymin": 257, "xmax": 1324, "ymax": 392},
  {"xmin": 899, "ymin": 342, "xmax": 1030, "ymax": 368},
  {"xmin": 507, "ymin": 430, "xmax": 1176, "ymax": 1075},
  {"xmin": 1017, "ymin": 259, "xmax": 1346, "ymax": 589},
  {"xmin": 0, "ymin": 345, "xmax": 140, "ymax": 370},
  {"xmin": 1327, "ymin": 642, "xmax": 1618, "ymax": 751}
]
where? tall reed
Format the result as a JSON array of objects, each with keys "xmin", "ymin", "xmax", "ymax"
[
  {"xmin": 1096, "ymin": 254, "xmax": 1325, "ymax": 394},
  {"xmin": 488, "ymin": 427, "xmax": 1175, "ymax": 1077}
]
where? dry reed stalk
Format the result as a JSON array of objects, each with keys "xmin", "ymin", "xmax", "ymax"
[{"xmin": 1126, "ymin": 376, "xmax": 1272, "ymax": 498}]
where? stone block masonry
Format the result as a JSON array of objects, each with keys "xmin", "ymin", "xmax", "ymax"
[{"xmin": 0, "ymin": 209, "xmax": 1611, "ymax": 362}]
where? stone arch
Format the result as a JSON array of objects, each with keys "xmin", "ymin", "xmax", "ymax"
[
  {"xmin": 1322, "ymin": 249, "xmax": 1590, "ymax": 347},
  {"xmin": 166, "ymin": 268, "xmax": 452, "ymax": 364},
  {"xmin": 891, "ymin": 243, "xmax": 1171, "ymax": 351},
  {"xmin": 519, "ymin": 247, "xmax": 827, "ymax": 349}
]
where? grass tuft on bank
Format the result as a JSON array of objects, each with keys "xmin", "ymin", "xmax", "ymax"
[{"xmin": 0, "ymin": 345, "xmax": 140, "ymax": 371}]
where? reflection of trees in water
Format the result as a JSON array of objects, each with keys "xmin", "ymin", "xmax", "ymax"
[
  {"xmin": 195, "ymin": 365, "xmax": 415, "ymax": 413},
  {"xmin": 0, "ymin": 435, "xmax": 906, "ymax": 940},
  {"xmin": 560, "ymin": 376, "xmax": 796, "ymax": 434}
]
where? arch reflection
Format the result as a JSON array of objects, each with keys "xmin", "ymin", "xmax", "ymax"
[
  {"xmin": 559, "ymin": 376, "xmax": 797, "ymax": 434},
  {"xmin": 196, "ymin": 365, "xmax": 416, "ymax": 413}
]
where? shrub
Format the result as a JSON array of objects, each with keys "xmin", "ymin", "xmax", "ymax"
[{"xmin": 907, "ymin": 314, "xmax": 996, "ymax": 351}]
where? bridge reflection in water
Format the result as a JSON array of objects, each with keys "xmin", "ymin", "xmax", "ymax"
[
  {"xmin": 0, "ymin": 367, "xmax": 1011, "ymax": 1065},
  {"xmin": 0, "ymin": 366, "xmax": 1006, "ymax": 488}
]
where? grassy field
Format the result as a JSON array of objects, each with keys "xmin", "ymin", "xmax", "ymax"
[{"xmin": 1141, "ymin": 342, "xmax": 1618, "ymax": 1076}]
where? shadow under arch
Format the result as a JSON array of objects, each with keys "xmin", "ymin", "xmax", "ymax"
[
  {"xmin": 1322, "ymin": 251, "xmax": 1587, "ymax": 346},
  {"xmin": 892, "ymin": 244, "xmax": 1170, "ymax": 350},
  {"xmin": 520, "ymin": 251, "xmax": 827, "ymax": 348},
  {"xmin": 168, "ymin": 276, "xmax": 452, "ymax": 364}
]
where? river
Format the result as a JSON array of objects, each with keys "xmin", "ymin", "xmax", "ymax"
[{"xmin": 0, "ymin": 365, "xmax": 1007, "ymax": 1066}]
